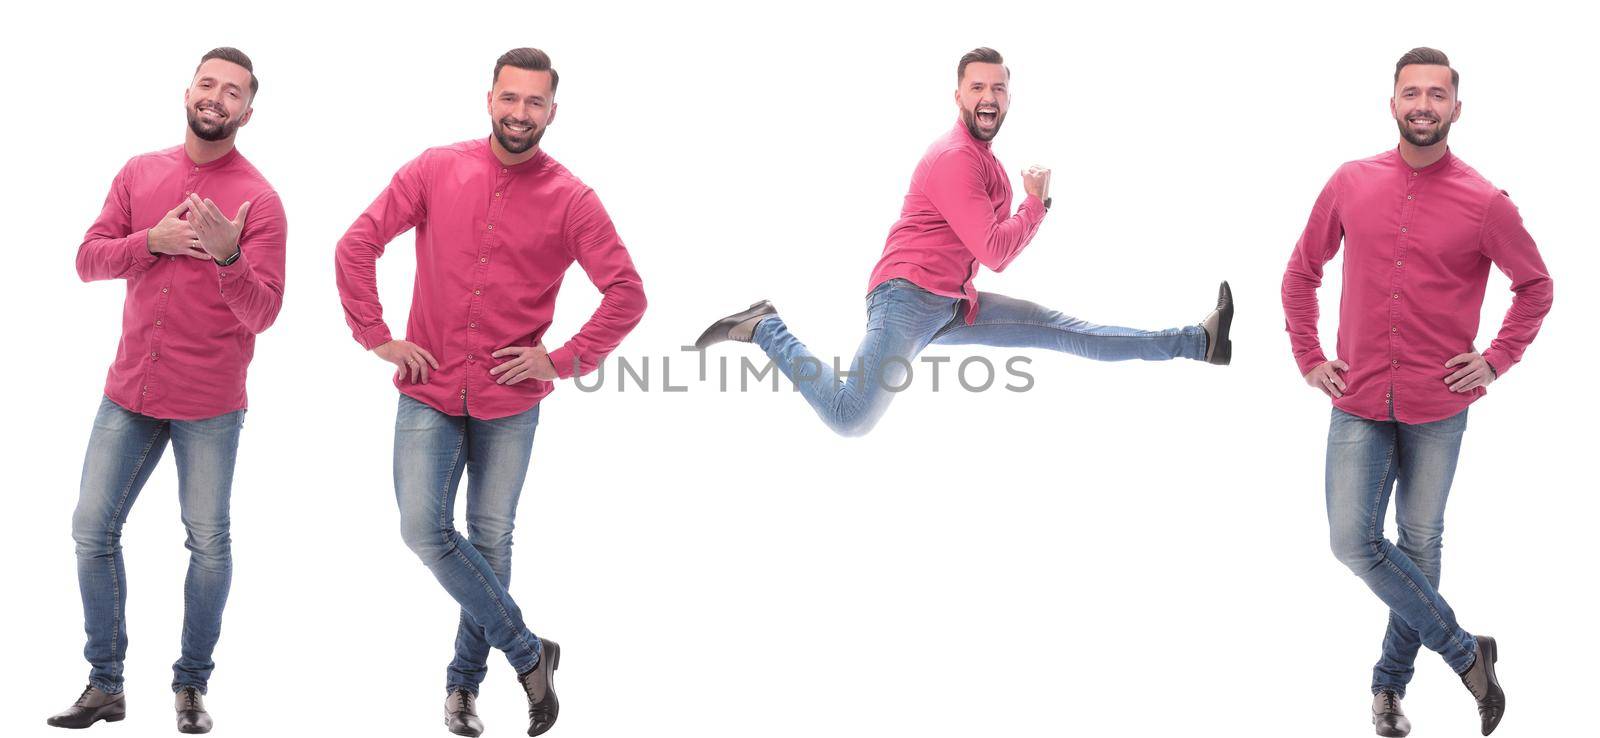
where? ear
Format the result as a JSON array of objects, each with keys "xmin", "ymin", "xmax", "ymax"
[
  {"xmin": 954, "ymin": 87, "xmax": 962, "ymax": 106},
  {"xmin": 547, "ymin": 101, "xmax": 558, "ymax": 127},
  {"xmin": 486, "ymin": 89, "xmax": 493, "ymax": 115},
  {"xmin": 237, "ymin": 105, "xmax": 254, "ymax": 129},
  {"xmin": 1450, "ymin": 99, "xmax": 1462, "ymax": 123},
  {"xmin": 1388, "ymin": 96, "xmax": 1398, "ymax": 119}
]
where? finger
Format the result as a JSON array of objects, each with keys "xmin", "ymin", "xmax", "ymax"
[
  {"xmin": 1331, "ymin": 373, "xmax": 1346, "ymax": 391},
  {"xmin": 417, "ymin": 356, "xmax": 430, "ymax": 384},
  {"xmin": 203, "ymin": 198, "xmax": 228, "ymax": 223},
  {"xmin": 168, "ymin": 199, "xmax": 194, "ymax": 219},
  {"xmin": 1321, "ymin": 376, "xmax": 1342, "ymax": 399},
  {"xmin": 491, "ymin": 347, "xmax": 523, "ymax": 359},
  {"xmin": 1444, "ymin": 353, "xmax": 1475, "ymax": 367},
  {"xmin": 505, "ymin": 367, "xmax": 531, "ymax": 386},
  {"xmin": 489, "ymin": 358, "xmax": 518, "ymax": 376},
  {"xmin": 1451, "ymin": 370, "xmax": 1486, "ymax": 393},
  {"xmin": 416, "ymin": 347, "xmax": 440, "ymax": 370},
  {"xmin": 186, "ymin": 247, "xmax": 212, "ymax": 260},
  {"xmin": 1443, "ymin": 365, "xmax": 1475, "ymax": 383},
  {"xmin": 497, "ymin": 360, "xmax": 528, "ymax": 384},
  {"xmin": 186, "ymin": 194, "xmax": 212, "ymax": 227},
  {"xmin": 407, "ymin": 357, "xmax": 420, "ymax": 384},
  {"xmin": 231, "ymin": 200, "xmax": 252, "ymax": 228},
  {"xmin": 1331, "ymin": 360, "xmax": 1349, "ymax": 371}
]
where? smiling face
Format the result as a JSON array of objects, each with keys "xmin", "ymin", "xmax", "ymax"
[
  {"xmin": 184, "ymin": 58, "xmax": 253, "ymax": 143},
  {"xmin": 956, "ymin": 61, "xmax": 1009, "ymax": 141},
  {"xmin": 488, "ymin": 66, "xmax": 557, "ymax": 155},
  {"xmin": 1391, "ymin": 63, "xmax": 1460, "ymax": 148}
]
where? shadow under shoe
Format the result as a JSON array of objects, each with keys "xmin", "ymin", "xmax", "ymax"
[
  {"xmin": 175, "ymin": 686, "xmax": 212, "ymax": 734},
  {"xmin": 1372, "ymin": 691, "xmax": 1411, "ymax": 737},
  {"xmin": 1460, "ymin": 635, "xmax": 1505, "ymax": 736},
  {"xmin": 445, "ymin": 688, "xmax": 484, "ymax": 737},
  {"xmin": 46, "ymin": 685, "xmax": 125, "ymax": 729},
  {"xmin": 519, "ymin": 639, "xmax": 561, "ymax": 736},
  {"xmin": 694, "ymin": 301, "xmax": 777, "ymax": 349}
]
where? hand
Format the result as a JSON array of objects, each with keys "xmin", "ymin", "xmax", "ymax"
[
  {"xmin": 147, "ymin": 200, "xmax": 208, "ymax": 259},
  {"xmin": 1444, "ymin": 352, "xmax": 1496, "ymax": 393},
  {"xmin": 489, "ymin": 342, "xmax": 557, "ymax": 385},
  {"xmin": 186, "ymin": 193, "xmax": 251, "ymax": 262},
  {"xmin": 1022, "ymin": 165, "xmax": 1051, "ymax": 201},
  {"xmin": 374, "ymin": 340, "xmax": 439, "ymax": 384},
  {"xmin": 1304, "ymin": 359, "xmax": 1350, "ymax": 399}
]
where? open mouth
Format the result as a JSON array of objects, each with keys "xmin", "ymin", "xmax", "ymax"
[
  {"xmin": 976, "ymin": 107, "xmax": 999, "ymax": 126},
  {"xmin": 502, "ymin": 120, "xmax": 535, "ymax": 136},
  {"xmin": 196, "ymin": 105, "xmax": 227, "ymax": 122},
  {"xmin": 1407, "ymin": 116, "xmax": 1437, "ymax": 127}
]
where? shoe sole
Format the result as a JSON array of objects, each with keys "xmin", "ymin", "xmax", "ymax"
[
  {"xmin": 694, "ymin": 301, "xmax": 770, "ymax": 349},
  {"xmin": 1480, "ymin": 636, "xmax": 1503, "ymax": 736}
]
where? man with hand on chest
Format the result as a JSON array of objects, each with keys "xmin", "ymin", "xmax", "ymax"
[{"xmin": 51, "ymin": 47, "xmax": 286, "ymax": 735}]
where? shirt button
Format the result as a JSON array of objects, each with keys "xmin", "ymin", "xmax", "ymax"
[
  {"xmin": 155, "ymin": 319, "xmax": 162, "ymax": 326},
  {"xmin": 474, "ymin": 289, "xmax": 482, "ymax": 295},
  {"xmin": 1391, "ymin": 326, "xmax": 1398, "ymax": 333},
  {"xmin": 469, "ymin": 322, "xmax": 477, "ymax": 329},
  {"xmin": 500, "ymin": 168, "xmax": 507, "ymax": 174},
  {"xmin": 1407, "ymin": 194, "xmax": 1414, "ymax": 200},
  {"xmin": 1411, "ymin": 171, "xmax": 1418, "ymax": 176},
  {"xmin": 479, "ymin": 256, "xmax": 488, "ymax": 263},
  {"xmin": 193, "ymin": 166, "xmax": 200, "ymax": 172},
  {"xmin": 151, "ymin": 352, "xmax": 159, "ymax": 360},
  {"xmin": 162, "ymin": 287, "xmax": 170, "ymax": 293},
  {"xmin": 169, "ymin": 256, "xmax": 176, "ymax": 261},
  {"xmin": 1395, "ymin": 260, "xmax": 1403, "ymax": 267},
  {"xmin": 1393, "ymin": 292, "xmax": 1400, "ymax": 299},
  {"xmin": 467, "ymin": 353, "xmax": 475, "ymax": 361},
  {"xmin": 1391, "ymin": 359, "xmax": 1399, "ymax": 367},
  {"xmin": 495, "ymin": 191, "xmax": 502, "ymax": 198},
  {"xmin": 487, "ymin": 224, "xmax": 494, "ymax": 231},
  {"xmin": 1400, "ymin": 227, "xmax": 1408, "ymax": 233}
]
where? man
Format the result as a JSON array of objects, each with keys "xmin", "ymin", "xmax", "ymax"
[
  {"xmin": 1282, "ymin": 47, "xmax": 1551, "ymax": 737},
  {"xmin": 334, "ymin": 48, "xmax": 645, "ymax": 737},
  {"xmin": 50, "ymin": 48, "xmax": 286, "ymax": 734},
  {"xmin": 695, "ymin": 47, "xmax": 1232, "ymax": 436}
]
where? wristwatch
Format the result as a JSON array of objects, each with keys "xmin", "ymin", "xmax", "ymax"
[
  {"xmin": 1041, "ymin": 197, "xmax": 1053, "ymax": 211},
  {"xmin": 214, "ymin": 249, "xmax": 242, "ymax": 267}
]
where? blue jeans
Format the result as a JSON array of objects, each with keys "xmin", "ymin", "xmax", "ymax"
[
  {"xmin": 72, "ymin": 396, "xmax": 245, "ymax": 695},
  {"xmin": 393, "ymin": 393, "xmax": 545, "ymax": 694},
  {"xmin": 1325, "ymin": 406, "xmax": 1478, "ymax": 695},
  {"xmin": 753, "ymin": 278, "xmax": 1207, "ymax": 436}
]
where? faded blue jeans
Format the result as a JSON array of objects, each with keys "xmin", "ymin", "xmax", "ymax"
[
  {"xmin": 1326, "ymin": 406, "xmax": 1478, "ymax": 696},
  {"xmin": 753, "ymin": 278, "xmax": 1207, "ymax": 436},
  {"xmin": 72, "ymin": 396, "xmax": 245, "ymax": 695},
  {"xmin": 393, "ymin": 393, "xmax": 546, "ymax": 694}
]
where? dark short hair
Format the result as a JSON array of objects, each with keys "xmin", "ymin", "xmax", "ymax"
[
  {"xmin": 957, "ymin": 47, "xmax": 1007, "ymax": 83},
  {"xmin": 1394, "ymin": 47, "xmax": 1458, "ymax": 92},
  {"xmin": 494, "ymin": 48, "xmax": 559, "ymax": 92},
  {"xmin": 195, "ymin": 47, "xmax": 258, "ymax": 98}
]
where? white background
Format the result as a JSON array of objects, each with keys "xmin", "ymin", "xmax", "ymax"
[{"xmin": 1, "ymin": 1, "xmax": 1594, "ymax": 736}]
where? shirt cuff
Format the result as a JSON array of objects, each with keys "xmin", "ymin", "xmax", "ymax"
[
  {"xmin": 1482, "ymin": 350, "xmax": 1510, "ymax": 379},
  {"xmin": 357, "ymin": 323, "xmax": 394, "ymax": 351},
  {"xmin": 1295, "ymin": 349, "xmax": 1329, "ymax": 377},
  {"xmin": 549, "ymin": 345, "xmax": 580, "ymax": 380},
  {"xmin": 1020, "ymin": 194, "xmax": 1048, "ymax": 223},
  {"xmin": 215, "ymin": 249, "xmax": 251, "ymax": 287},
  {"xmin": 132, "ymin": 229, "xmax": 160, "ymax": 270}
]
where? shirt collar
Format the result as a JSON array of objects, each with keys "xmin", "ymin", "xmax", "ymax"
[
  {"xmin": 183, "ymin": 145, "xmax": 241, "ymax": 171},
  {"xmin": 952, "ymin": 119, "xmax": 993, "ymax": 150},
  {"xmin": 481, "ymin": 137, "xmax": 548, "ymax": 173},
  {"xmin": 1392, "ymin": 145, "xmax": 1453, "ymax": 177}
]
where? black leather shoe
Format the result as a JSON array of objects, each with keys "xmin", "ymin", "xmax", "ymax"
[
  {"xmin": 1201, "ymin": 281, "xmax": 1233, "ymax": 365},
  {"xmin": 175, "ymin": 686, "xmax": 212, "ymax": 734},
  {"xmin": 519, "ymin": 639, "xmax": 561, "ymax": 736},
  {"xmin": 1372, "ymin": 690, "xmax": 1411, "ymax": 737},
  {"xmin": 445, "ymin": 688, "xmax": 484, "ymax": 737},
  {"xmin": 46, "ymin": 685, "xmax": 125, "ymax": 729},
  {"xmin": 1460, "ymin": 635, "xmax": 1505, "ymax": 735},
  {"xmin": 694, "ymin": 301, "xmax": 777, "ymax": 349}
]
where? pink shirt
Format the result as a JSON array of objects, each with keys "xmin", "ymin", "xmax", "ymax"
[
  {"xmin": 868, "ymin": 121, "xmax": 1048, "ymax": 323},
  {"xmin": 77, "ymin": 145, "xmax": 287, "ymax": 420},
  {"xmin": 1282, "ymin": 148, "xmax": 1553, "ymax": 424},
  {"xmin": 335, "ymin": 138, "xmax": 646, "ymax": 420}
]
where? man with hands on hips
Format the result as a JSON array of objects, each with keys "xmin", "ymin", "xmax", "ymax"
[
  {"xmin": 51, "ymin": 47, "xmax": 285, "ymax": 735},
  {"xmin": 1282, "ymin": 47, "xmax": 1552, "ymax": 738},
  {"xmin": 334, "ymin": 47, "xmax": 645, "ymax": 738}
]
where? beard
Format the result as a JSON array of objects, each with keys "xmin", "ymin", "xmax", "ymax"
[
  {"xmin": 493, "ymin": 117, "xmax": 546, "ymax": 154},
  {"xmin": 1397, "ymin": 113, "xmax": 1451, "ymax": 147},
  {"xmin": 960, "ymin": 105, "xmax": 1005, "ymax": 141},
  {"xmin": 186, "ymin": 102, "xmax": 240, "ymax": 142}
]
